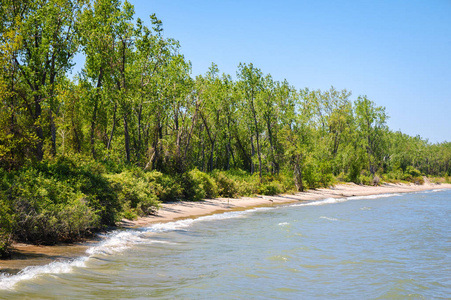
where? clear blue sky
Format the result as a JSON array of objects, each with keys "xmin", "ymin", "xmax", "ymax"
[{"xmin": 103, "ymin": 0, "xmax": 451, "ymax": 143}]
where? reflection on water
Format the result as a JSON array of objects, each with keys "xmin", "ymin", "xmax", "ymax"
[{"xmin": 1, "ymin": 189, "xmax": 450, "ymax": 299}]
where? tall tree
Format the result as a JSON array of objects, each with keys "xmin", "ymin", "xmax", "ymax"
[
  {"xmin": 237, "ymin": 63, "xmax": 264, "ymax": 180},
  {"xmin": 354, "ymin": 96, "xmax": 388, "ymax": 177},
  {"xmin": 2, "ymin": 0, "xmax": 85, "ymax": 159}
]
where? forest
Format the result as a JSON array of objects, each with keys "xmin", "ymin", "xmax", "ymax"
[{"xmin": 1, "ymin": 0, "xmax": 450, "ymax": 257}]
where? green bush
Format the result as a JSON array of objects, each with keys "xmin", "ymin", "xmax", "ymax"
[
  {"xmin": 144, "ymin": 171, "xmax": 183, "ymax": 202},
  {"xmin": 0, "ymin": 198, "xmax": 13, "ymax": 258},
  {"xmin": 303, "ymin": 163, "xmax": 321, "ymax": 189},
  {"xmin": 190, "ymin": 168, "xmax": 218, "ymax": 199},
  {"xmin": 10, "ymin": 169, "xmax": 100, "ymax": 244},
  {"xmin": 258, "ymin": 180, "xmax": 283, "ymax": 195},
  {"xmin": 212, "ymin": 170, "xmax": 239, "ymax": 198},
  {"xmin": 180, "ymin": 171, "xmax": 205, "ymax": 201},
  {"xmin": 107, "ymin": 169, "xmax": 161, "ymax": 217},
  {"xmin": 405, "ymin": 166, "xmax": 421, "ymax": 177},
  {"xmin": 402, "ymin": 166, "xmax": 424, "ymax": 184},
  {"xmin": 36, "ymin": 156, "xmax": 120, "ymax": 225}
]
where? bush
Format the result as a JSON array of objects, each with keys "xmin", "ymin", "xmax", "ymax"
[
  {"xmin": 179, "ymin": 169, "xmax": 218, "ymax": 201},
  {"xmin": 258, "ymin": 180, "xmax": 283, "ymax": 195},
  {"xmin": 144, "ymin": 171, "xmax": 182, "ymax": 202},
  {"xmin": 224, "ymin": 170, "xmax": 259, "ymax": 196},
  {"xmin": 36, "ymin": 156, "xmax": 120, "ymax": 225},
  {"xmin": 106, "ymin": 169, "xmax": 161, "ymax": 218},
  {"xmin": 10, "ymin": 169, "xmax": 100, "ymax": 244},
  {"xmin": 190, "ymin": 169, "xmax": 218, "ymax": 199},
  {"xmin": 303, "ymin": 163, "xmax": 321, "ymax": 189},
  {"xmin": 212, "ymin": 171, "xmax": 239, "ymax": 198},
  {"xmin": 402, "ymin": 166, "xmax": 424, "ymax": 185},
  {"xmin": 405, "ymin": 166, "xmax": 421, "ymax": 177},
  {"xmin": 0, "ymin": 198, "xmax": 13, "ymax": 258},
  {"xmin": 180, "ymin": 171, "xmax": 204, "ymax": 201}
]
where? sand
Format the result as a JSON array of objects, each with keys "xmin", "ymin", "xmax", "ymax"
[
  {"xmin": 121, "ymin": 181, "xmax": 451, "ymax": 228},
  {"xmin": 2, "ymin": 182, "xmax": 450, "ymax": 273}
]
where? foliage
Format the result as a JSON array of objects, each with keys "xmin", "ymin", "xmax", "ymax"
[
  {"xmin": 212, "ymin": 170, "xmax": 239, "ymax": 198},
  {"xmin": 0, "ymin": 197, "xmax": 13, "ymax": 257},
  {"xmin": 1, "ymin": 0, "xmax": 450, "ymax": 250},
  {"xmin": 10, "ymin": 168, "xmax": 100, "ymax": 244},
  {"xmin": 258, "ymin": 180, "xmax": 283, "ymax": 195},
  {"xmin": 106, "ymin": 169, "xmax": 161, "ymax": 218},
  {"xmin": 180, "ymin": 169, "xmax": 218, "ymax": 201},
  {"xmin": 144, "ymin": 171, "xmax": 183, "ymax": 203}
]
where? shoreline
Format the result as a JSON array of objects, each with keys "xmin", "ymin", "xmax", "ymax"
[{"xmin": 2, "ymin": 182, "xmax": 450, "ymax": 274}]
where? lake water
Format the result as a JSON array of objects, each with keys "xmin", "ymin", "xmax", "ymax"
[{"xmin": 1, "ymin": 189, "xmax": 450, "ymax": 299}]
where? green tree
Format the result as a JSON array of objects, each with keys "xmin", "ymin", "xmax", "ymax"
[
  {"xmin": 237, "ymin": 63, "xmax": 264, "ymax": 180},
  {"xmin": 354, "ymin": 96, "xmax": 388, "ymax": 177},
  {"xmin": 2, "ymin": 0, "xmax": 85, "ymax": 160}
]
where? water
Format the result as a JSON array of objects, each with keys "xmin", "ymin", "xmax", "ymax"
[{"xmin": 1, "ymin": 189, "xmax": 450, "ymax": 299}]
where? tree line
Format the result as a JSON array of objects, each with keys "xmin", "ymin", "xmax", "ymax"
[{"xmin": 1, "ymin": 0, "xmax": 450, "ymax": 256}]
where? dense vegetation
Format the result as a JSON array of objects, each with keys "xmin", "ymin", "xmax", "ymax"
[{"xmin": 1, "ymin": 0, "xmax": 450, "ymax": 257}]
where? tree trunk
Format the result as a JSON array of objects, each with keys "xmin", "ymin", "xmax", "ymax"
[
  {"xmin": 34, "ymin": 96, "xmax": 44, "ymax": 160},
  {"xmin": 106, "ymin": 102, "xmax": 118, "ymax": 152},
  {"xmin": 123, "ymin": 115, "xmax": 130, "ymax": 163},
  {"xmin": 50, "ymin": 110, "xmax": 57, "ymax": 156},
  {"xmin": 293, "ymin": 155, "xmax": 304, "ymax": 192}
]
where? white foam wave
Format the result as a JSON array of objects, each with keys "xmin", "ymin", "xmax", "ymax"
[
  {"xmin": 292, "ymin": 198, "xmax": 346, "ymax": 207},
  {"xmin": 346, "ymin": 193, "xmax": 402, "ymax": 200},
  {"xmin": 142, "ymin": 210, "xmax": 248, "ymax": 233},
  {"xmin": 0, "ymin": 257, "xmax": 88, "ymax": 290},
  {"xmin": 278, "ymin": 222, "xmax": 290, "ymax": 226},
  {"xmin": 422, "ymin": 188, "xmax": 449, "ymax": 194},
  {"xmin": 86, "ymin": 230, "xmax": 144, "ymax": 256},
  {"xmin": 320, "ymin": 216, "xmax": 338, "ymax": 221},
  {"xmin": 290, "ymin": 192, "xmax": 404, "ymax": 208},
  {"xmin": 0, "ymin": 209, "xmax": 257, "ymax": 290}
]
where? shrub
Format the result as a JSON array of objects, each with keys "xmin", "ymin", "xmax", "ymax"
[
  {"xmin": 106, "ymin": 169, "xmax": 161, "ymax": 217},
  {"xmin": 405, "ymin": 166, "xmax": 421, "ymax": 177},
  {"xmin": 10, "ymin": 169, "xmax": 100, "ymax": 244},
  {"xmin": 180, "ymin": 171, "xmax": 205, "ymax": 201},
  {"xmin": 179, "ymin": 169, "xmax": 217, "ymax": 201},
  {"xmin": 303, "ymin": 163, "xmax": 321, "ymax": 189},
  {"xmin": 258, "ymin": 180, "xmax": 283, "ymax": 195},
  {"xmin": 212, "ymin": 171, "xmax": 239, "ymax": 198},
  {"xmin": 35, "ymin": 156, "xmax": 120, "ymax": 225},
  {"xmin": 402, "ymin": 166, "xmax": 424, "ymax": 185},
  {"xmin": 144, "ymin": 171, "xmax": 183, "ymax": 202},
  {"xmin": 0, "ymin": 198, "xmax": 13, "ymax": 258},
  {"xmin": 190, "ymin": 168, "xmax": 218, "ymax": 199}
]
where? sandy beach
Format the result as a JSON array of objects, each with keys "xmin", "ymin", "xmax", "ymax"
[
  {"xmin": 2, "ymin": 181, "xmax": 450, "ymax": 273},
  {"xmin": 122, "ymin": 181, "xmax": 451, "ymax": 228}
]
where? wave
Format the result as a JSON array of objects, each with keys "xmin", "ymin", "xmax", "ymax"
[
  {"xmin": 290, "ymin": 192, "xmax": 404, "ymax": 208},
  {"xmin": 0, "ymin": 208, "xmax": 267, "ymax": 290},
  {"xmin": 420, "ymin": 188, "xmax": 450, "ymax": 194},
  {"xmin": 320, "ymin": 216, "xmax": 338, "ymax": 221},
  {"xmin": 0, "ymin": 257, "xmax": 88, "ymax": 290},
  {"xmin": 291, "ymin": 197, "xmax": 347, "ymax": 207},
  {"xmin": 346, "ymin": 193, "xmax": 402, "ymax": 200}
]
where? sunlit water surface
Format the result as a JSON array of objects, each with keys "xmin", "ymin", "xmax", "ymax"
[{"xmin": 1, "ymin": 189, "xmax": 450, "ymax": 299}]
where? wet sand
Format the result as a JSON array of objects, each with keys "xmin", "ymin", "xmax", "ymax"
[{"xmin": 2, "ymin": 182, "xmax": 450, "ymax": 273}]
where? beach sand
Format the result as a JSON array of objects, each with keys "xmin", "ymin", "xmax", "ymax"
[
  {"xmin": 2, "ymin": 181, "xmax": 450, "ymax": 273},
  {"xmin": 122, "ymin": 181, "xmax": 451, "ymax": 228}
]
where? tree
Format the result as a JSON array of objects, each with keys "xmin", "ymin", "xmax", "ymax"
[
  {"xmin": 237, "ymin": 63, "xmax": 264, "ymax": 180},
  {"xmin": 2, "ymin": 0, "xmax": 85, "ymax": 160},
  {"xmin": 354, "ymin": 96, "xmax": 388, "ymax": 177}
]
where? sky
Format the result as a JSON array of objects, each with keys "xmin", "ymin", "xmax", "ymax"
[{"xmin": 94, "ymin": 0, "xmax": 451, "ymax": 143}]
